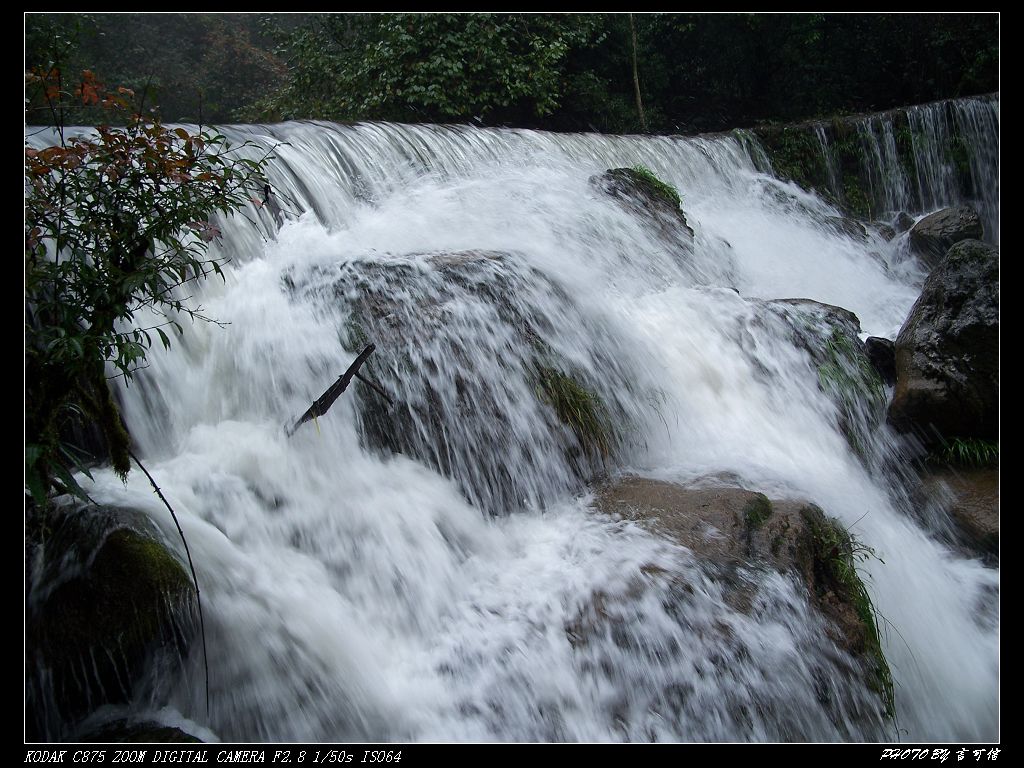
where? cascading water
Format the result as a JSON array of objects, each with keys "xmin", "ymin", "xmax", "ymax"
[
  {"xmin": 810, "ymin": 94, "xmax": 999, "ymax": 240},
  {"xmin": 32, "ymin": 107, "xmax": 998, "ymax": 742}
]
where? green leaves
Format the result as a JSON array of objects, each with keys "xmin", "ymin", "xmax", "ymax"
[
  {"xmin": 246, "ymin": 14, "xmax": 604, "ymax": 125},
  {"xmin": 25, "ymin": 67, "xmax": 272, "ymax": 503}
]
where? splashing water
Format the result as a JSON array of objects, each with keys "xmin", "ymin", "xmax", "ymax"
[{"xmin": 37, "ymin": 107, "xmax": 997, "ymax": 742}]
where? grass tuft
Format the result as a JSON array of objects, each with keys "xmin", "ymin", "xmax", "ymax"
[
  {"xmin": 804, "ymin": 508, "xmax": 895, "ymax": 722},
  {"xmin": 535, "ymin": 365, "xmax": 614, "ymax": 459},
  {"xmin": 933, "ymin": 437, "xmax": 998, "ymax": 468},
  {"xmin": 631, "ymin": 164, "xmax": 682, "ymax": 209}
]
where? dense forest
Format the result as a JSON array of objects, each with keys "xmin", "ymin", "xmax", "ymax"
[{"xmin": 26, "ymin": 12, "xmax": 998, "ymax": 134}]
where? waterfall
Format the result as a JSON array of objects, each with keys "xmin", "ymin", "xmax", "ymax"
[
  {"xmin": 28, "ymin": 108, "xmax": 998, "ymax": 742},
  {"xmin": 809, "ymin": 95, "xmax": 999, "ymax": 239}
]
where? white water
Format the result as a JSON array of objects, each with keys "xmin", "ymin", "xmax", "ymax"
[{"xmin": 54, "ymin": 116, "xmax": 996, "ymax": 741}]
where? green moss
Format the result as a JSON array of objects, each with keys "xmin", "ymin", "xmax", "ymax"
[
  {"xmin": 630, "ymin": 164, "xmax": 682, "ymax": 209},
  {"xmin": 743, "ymin": 493, "xmax": 773, "ymax": 528},
  {"xmin": 818, "ymin": 328, "xmax": 884, "ymax": 404},
  {"xmin": 800, "ymin": 506, "xmax": 894, "ymax": 722},
  {"xmin": 535, "ymin": 365, "xmax": 614, "ymax": 459}
]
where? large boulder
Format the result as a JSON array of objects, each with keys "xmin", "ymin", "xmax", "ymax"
[
  {"xmin": 591, "ymin": 477, "xmax": 894, "ymax": 731},
  {"xmin": 908, "ymin": 206, "xmax": 984, "ymax": 267},
  {"xmin": 888, "ymin": 239, "xmax": 998, "ymax": 443},
  {"xmin": 26, "ymin": 504, "xmax": 197, "ymax": 741}
]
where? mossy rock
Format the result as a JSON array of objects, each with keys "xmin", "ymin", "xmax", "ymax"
[
  {"xmin": 26, "ymin": 504, "xmax": 197, "ymax": 741},
  {"xmin": 591, "ymin": 166, "xmax": 694, "ymax": 239},
  {"xmin": 795, "ymin": 504, "xmax": 894, "ymax": 719},
  {"xmin": 768, "ymin": 299, "xmax": 885, "ymax": 462},
  {"xmin": 593, "ymin": 477, "xmax": 894, "ymax": 723},
  {"xmin": 296, "ymin": 250, "xmax": 635, "ymax": 515}
]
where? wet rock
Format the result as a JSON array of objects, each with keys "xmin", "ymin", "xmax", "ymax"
[
  {"xmin": 769, "ymin": 299, "xmax": 885, "ymax": 460},
  {"xmin": 591, "ymin": 167, "xmax": 695, "ymax": 238},
  {"xmin": 889, "ymin": 239, "xmax": 998, "ymax": 443},
  {"xmin": 893, "ymin": 212, "xmax": 916, "ymax": 233},
  {"xmin": 864, "ymin": 337, "xmax": 896, "ymax": 387},
  {"xmin": 868, "ymin": 221, "xmax": 897, "ymax": 242},
  {"xmin": 909, "ymin": 206, "xmax": 984, "ymax": 267},
  {"xmin": 26, "ymin": 504, "xmax": 197, "ymax": 741},
  {"xmin": 826, "ymin": 216, "xmax": 869, "ymax": 242},
  {"xmin": 590, "ymin": 476, "xmax": 894, "ymax": 727}
]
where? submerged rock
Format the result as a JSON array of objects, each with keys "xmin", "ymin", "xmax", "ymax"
[
  {"xmin": 868, "ymin": 221, "xmax": 897, "ymax": 242},
  {"xmin": 909, "ymin": 206, "xmax": 984, "ymax": 267},
  {"xmin": 284, "ymin": 250, "xmax": 637, "ymax": 515},
  {"xmin": 889, "ymin": 239, "xmax": 998, "ymax": 443},
  {"xmin": 26, "ymin": 504, "xmax": 197, "ymax": 741},
  {"xmin": 826, "ymin": 216, "xmax": 869, "ymax": 242},
  {"xmin": 769, "ymin": 299, "xmax": 885, "ymax": 461},
  {"xmin": 920, "ymin": 467, "xmax": 999, "ymax": 561}
]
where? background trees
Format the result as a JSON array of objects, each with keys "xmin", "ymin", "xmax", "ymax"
[{"xmin": 25, "ymin": 13, "xmax": 998, "ymax": 134}]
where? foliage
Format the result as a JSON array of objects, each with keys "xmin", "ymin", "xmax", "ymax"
[
  {"xmin": 932, "ymin": 437, "xmax": 999, "ymax": 468},
  {"xmin": 25, "ymin": 67, "xmax": 272, "ymax": 504},
  {"xmin": 245, "ymin": 14, "xmax": 606, "ymax": 125},
  {"xmin": 535, "ymin": 365, "xmax": 614, "ymax": 459},
  {"xmin": 630, "ymin": 165, "xmax": 681, "ymax": 208},
  {"xmin": 26, "ymin": 13, "xmax": 998, "ymax": 134}
]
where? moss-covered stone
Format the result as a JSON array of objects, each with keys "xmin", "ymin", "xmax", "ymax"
[
  {"xmin": 743, "ymin": 493, "xmax": 773, "ymax": 528},
  {"xmin": 26, "ymin": 504, "xmax": 197, "ymax": 741},
  {"xmin": 796, "ymin": 504, "xmax": 894, "ymax": 721},
  {"xmin": 591, "ymin": 167, "xmax": 694, "ymax": 239},
  {"xmin": 594, "ymin": 478, "xmax": 895, "ymax": 724},
  {"xmin": 768, "ymin": 300, "xmax": 884, "ymax": 463}
]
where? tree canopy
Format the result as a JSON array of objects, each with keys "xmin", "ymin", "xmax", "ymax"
[{"xmin": 25, "ymin": 13, "xmax": 998, "ymax": 134}]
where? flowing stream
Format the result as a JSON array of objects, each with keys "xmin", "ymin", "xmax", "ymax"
[{"xmin": 37, "ymin": 101, "xmax": 998, "ymax": 742}]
